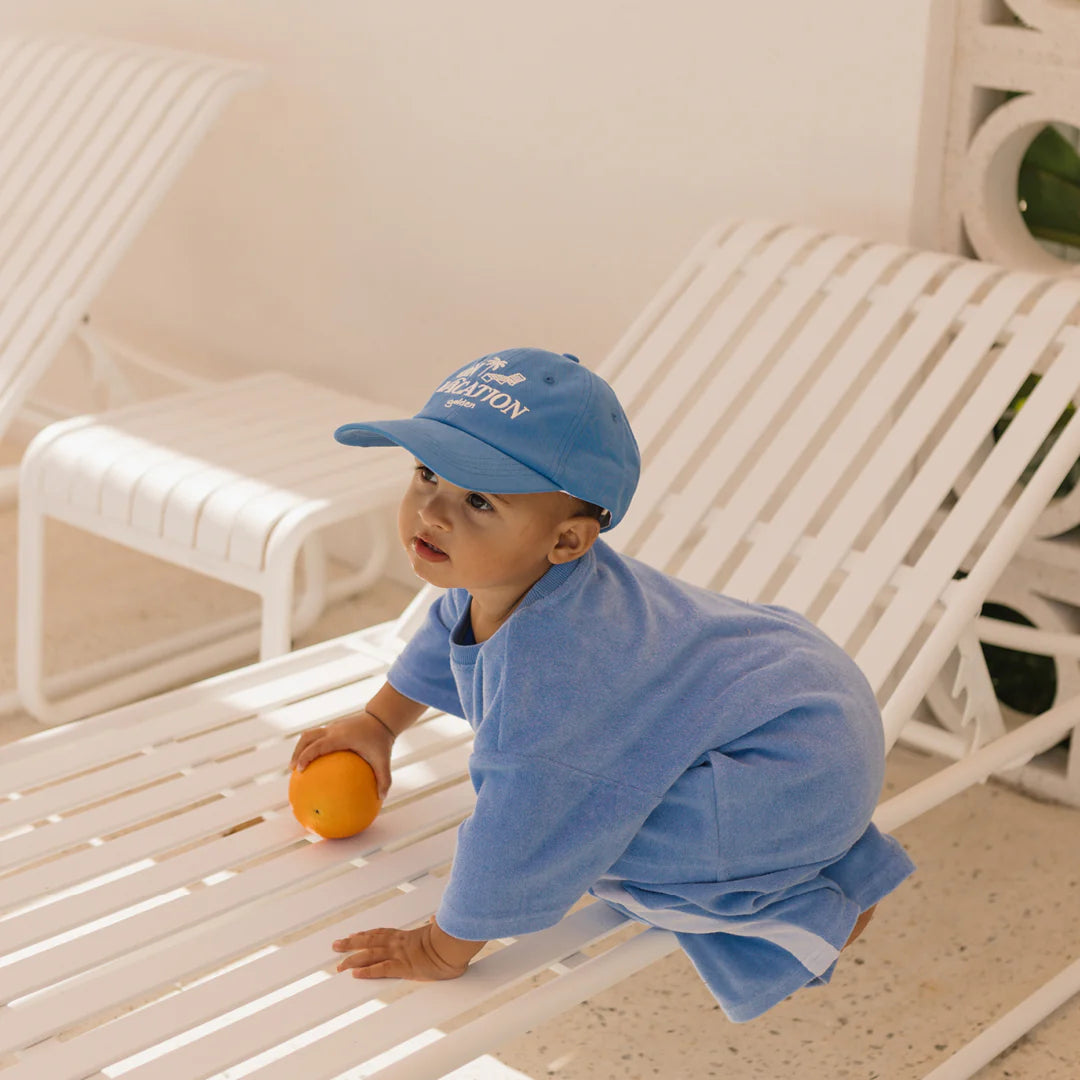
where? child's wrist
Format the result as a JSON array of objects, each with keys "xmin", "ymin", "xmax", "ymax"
[
  {"xmin": 361, "ymin": 708, "xmax": 397, "ymax": 741},
  {"xmin": 428, "ymin": 918, "xmax": 486, "ymax": 969}
]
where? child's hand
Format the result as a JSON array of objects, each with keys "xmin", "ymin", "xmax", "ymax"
[
  {"xmin": 290, "ymin": 713, "xmax": 395, "ymax": 800},
  {"xmin": 332, "ymin": 917, "xmax": 485, "ymax": 981}
]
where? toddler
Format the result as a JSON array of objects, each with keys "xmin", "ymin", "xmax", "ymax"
[{"xmin": 290, "ymin": 348, "xmax": 914, "ymax": 1022}]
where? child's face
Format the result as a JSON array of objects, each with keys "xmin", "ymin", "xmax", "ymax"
[{"xmin": 397, "ymin": 461, "xmax": 595, "ymax": 599}]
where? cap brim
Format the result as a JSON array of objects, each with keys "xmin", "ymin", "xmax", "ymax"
[{"xmin": 334, "ymin": 418, "xmax": 561, "ymax": 495}]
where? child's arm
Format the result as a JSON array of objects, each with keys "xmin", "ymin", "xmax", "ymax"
[
  {"xmin": 290, "ymin": 681, "xmax": 426, "ymax": 799},
  {"xmin": 293, "ymin": 681, "xmax": 485, "ymax": 980},
  {"xmin": 332, "ymin": 917, "xmax": 486, "ymax": 981},
  {"xmin": 329, "ymin": 902, "xmax": 878, "ymax": 984}
]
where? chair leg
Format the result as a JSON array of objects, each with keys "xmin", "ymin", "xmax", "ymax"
[
  {"xmin": 876, "ymin": 693, "xmax": 1080, "ymax": 833},
  {"xmin": 295, "ymin": 517, "xmax": 392, "ymax": 632},
  {"xmin": 292, "ymin": 535, "xmax": 329, "ymax": 638},
  {"xmin": 260, "ymin": 524, "xmax": 319, "ymax": 652},
  {"xmin": 314, "ymin": 517, "xmax": 393, "ymax": 615},
  {"xmin": 260, "ymin": 518, "xmax": 393, "ymax": 661},
  {"xmin": 16, "ymin": 496, "xmax": 267, "ymax": 726},
  {"xmin": 16, "ymin": 507, "xmax": 276, "ymax": 726},
  {"xmin": 15, "ymin": 508, "xmax": 391, "ymax": 725},
  {"xmin": 15, "ymin": 492, "xmax": 49, "ymax": 721},
  {"xmin": 921, "ymin": 955, "xmax": 1080, "ymax": 1079}
]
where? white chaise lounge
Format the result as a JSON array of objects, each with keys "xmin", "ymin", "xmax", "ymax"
[{"xmin": 3, "ymin": 220, "xmax": 1080, "ymax": 1079}]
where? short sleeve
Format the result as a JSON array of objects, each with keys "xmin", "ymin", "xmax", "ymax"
[
  {"xmin": 387, "ymin": 591, "xmax": 465, "ymax": 717},
  {"xmin": 436, "ymin": 749, "xmax": 661, "ymax": 939}
]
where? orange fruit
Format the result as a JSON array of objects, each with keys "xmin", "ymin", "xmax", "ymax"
[{"xmin": 288, "ymin": 750, "xmax": 382, "ymax": 839}]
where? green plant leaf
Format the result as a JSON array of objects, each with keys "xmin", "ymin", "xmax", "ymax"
[
  {"xmin": 1019, "ymin": 164, "xmax": 1080, "ymax": 247},
  {"xmin": 1023, "ymin": 125, "xmax": 1080, "ymax": 186},
  {"xmin": 1015, "ymin": 165, "xmax": 1080, "ymax": 246},
  {"xmin": 1018, "ymin": 125, "xmax": 1080, "ymax": 250},
  {"xmin": 993, "ymin": 372, "xmax": 1080, "ymax": 499}
]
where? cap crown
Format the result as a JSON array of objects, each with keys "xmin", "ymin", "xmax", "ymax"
[{"xmin": 419, "ymin": 348, "xmax": 640, "ymax": 524}]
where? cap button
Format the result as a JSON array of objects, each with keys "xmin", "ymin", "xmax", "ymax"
[{"xmin": 562, "ymin": 353, "xmax": 580, "ymax": 364}]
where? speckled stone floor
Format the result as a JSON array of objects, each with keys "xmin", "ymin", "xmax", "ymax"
[{"xmin": 1, "ymin": 442, "xmax": 1078, "ymax": 1080}]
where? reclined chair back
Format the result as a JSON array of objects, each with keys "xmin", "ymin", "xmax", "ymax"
[
  {"xmin": 600, "ymin": 220, "xmax": 1080, "ymax": 748},
  {"xmin": 0, "ymin": 33, "xmax": 260, "ymax": 437}
]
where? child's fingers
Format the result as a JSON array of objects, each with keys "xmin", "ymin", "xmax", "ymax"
[
  {"xmin": 335, "ymin": 929, "xmax": 402, "ymax": 956},
  {"xmin": 339, "ymin": 951, "xmax": 400, "ymax": 979},
  {"xmin": 371, "ymin": 762, "xmax": 392, "ymax": 801},
  {"xmin": 349, "ymin": 959, "xmax": 399, "ymax": 979},
  {"xmin": 332, "ymin": 928, "xmax": 396, "ymax": 951},
  {"xmin": 289, "ymin": 728, "xmax": 321, "ymax": 768},
  {"xmin": 333, "ymin": 930, "xmax": 407, "ymax": 979},
  {"xmin": 331, "ymin": 926, "xmax": 465, "ymax": 982},
  {"xmin": 291, "ymin": 728, "xmax": 336, "ymax": 771}
]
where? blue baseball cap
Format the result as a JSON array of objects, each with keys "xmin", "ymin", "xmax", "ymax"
[{"xmin": 334, "ymin": 348, "xmax": 640, "ymax": 530}]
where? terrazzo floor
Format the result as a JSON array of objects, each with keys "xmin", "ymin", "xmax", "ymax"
[{"xmin": 0, "ymin": 439, "xmax": 1078, "ymax": 1080}]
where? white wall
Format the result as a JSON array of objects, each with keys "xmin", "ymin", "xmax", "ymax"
[{"xmin": 4, "ymin": 1, "xmax": 933, "ymax": 408}]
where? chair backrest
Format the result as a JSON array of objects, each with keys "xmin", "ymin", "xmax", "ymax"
[
  {"xmin": 0, "ymin": 33, "xmax": 261, "ymax": 438},
  {"xmin": 593, "ymin": 220, "xmax": 1080, "ymax": 746}
]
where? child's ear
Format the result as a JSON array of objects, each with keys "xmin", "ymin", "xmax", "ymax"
[{"xmin": 549, "ymin": 516, "xmax": 602, "ymax": 565}]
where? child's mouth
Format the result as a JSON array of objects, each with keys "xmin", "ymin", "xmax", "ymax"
[{"xmin": 414, "ymin": 536, "xmax": 449, "ymax": 562}]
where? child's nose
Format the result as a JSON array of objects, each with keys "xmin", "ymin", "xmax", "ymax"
[{"xmin": 418, "ymin": 493, "xmax": 452, "ymax": 530}]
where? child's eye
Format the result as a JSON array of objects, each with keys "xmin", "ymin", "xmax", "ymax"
[
  {"xmin": 415, "ymin": 465, "xmax": 436, "ymax": 484},
  {"xmin": 465, "ymin": 492, "xmax": 494, "ymax": 512}
]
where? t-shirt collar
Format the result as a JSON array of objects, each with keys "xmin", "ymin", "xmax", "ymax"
[{"xmin": 515, "ymin": 543, "xmax": 595, "ymax": 611}]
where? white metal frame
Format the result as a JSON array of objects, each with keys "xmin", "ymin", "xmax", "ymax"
[{"xmin": 3, "ymin": 220, "xmax": 1080, "ymax": 1078}]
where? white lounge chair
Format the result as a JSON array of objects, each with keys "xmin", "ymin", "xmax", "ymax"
[
  {"xmin": 1, "ymin": 34, "xmax": 405, "ymax": 725},
  {"xmin": 3, "ymin": 219, "xmax": 1079, "ymax": 1079},
  {"xmin": 0, "ymin": 33, "xmax": 258, "ymax": 475}
]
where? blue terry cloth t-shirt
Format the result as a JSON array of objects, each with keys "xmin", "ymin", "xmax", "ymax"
[{"xmin": 387, "ymin": 539, "xmax": 915, "ymax": 1022}]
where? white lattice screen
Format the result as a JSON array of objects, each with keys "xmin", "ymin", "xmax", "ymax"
[{"xmin": 913, "ymin": 0, "xmax": 1080, "ymax": 805}]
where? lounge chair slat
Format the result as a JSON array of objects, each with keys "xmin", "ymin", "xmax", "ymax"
[
  {"xmin": 636, "ymin": 246, "xmax": 949, "ymax": 575},
  {"xmin": 857, "ymin": 332, "xmax": 1080, "ymax": 687},
  {"xmin": 233, "ymin": 904, "xmax": 641, "ymax": 1080},
  {"xmin": 617, "ymin": 231, "xmax": 870, "ymax": 547},
  {"xmin": 0, "ymin": 877, "xmax": 447, "ymax": 1080},
  {"xmin": 626, "ymin": 223, "xmax": 820, "ymax": 452},
  {"xmin": 0, "ymin": 831, "xmax": 457, "ymax": 1053},
  {"xmin": 0, "ymin": 646, "xmax": 387, "ymax": 790},
  {"xmin": 604, "ymin": 219, "xmax": 780, "ymax": 410},
  {"xmin": 766, "ymin": 269, "xmax": 1045, "ymax": 611},
  {"xmin": 0, "ymin": 720, "xmax": 468, "ymax": 919},
  {"xmin": 0, "ymin": 773, "xmax": 469, "ymax": 1007},
  {"xmin": 821, "ymin": 279, "xmax": 1080, "ymax": 651},
  {"xmin": 679, "ymin": 256, "xmax": 996, "ymax": 592}
]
